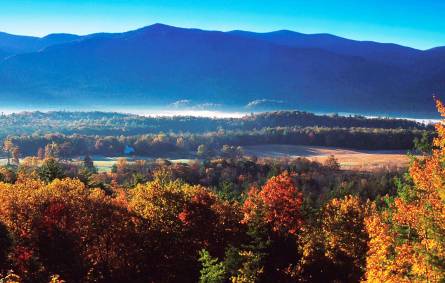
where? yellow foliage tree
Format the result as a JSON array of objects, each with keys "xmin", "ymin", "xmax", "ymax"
[
  {"xmin": 364, "ymin": 99, "xmax": 445, "ymax": 282},
  {"xmin": 322, "ymin": 195, "xmax": 369, "ymax": 282},
  {"xmin": 129, "ymin": 170, "xmax": 242, "ymax": 282},
  {"xmin": 0, "ymin": 178, "xmax": 142, "ymax": 282},
  {"xmin": 294, "ymin": 195, "xmax": 369, "ymax": 282}
]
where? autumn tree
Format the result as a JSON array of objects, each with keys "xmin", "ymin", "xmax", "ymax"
[
  {"xmin": 0, "ymin": 178, "xmax": 144, "ymax": 282},
  {"xmin": 364, "ymin": 99, "xmax": 445, "ymax": 282},
  {"xmin": 239, "ymin": 172, "xmax": 304, "ymax": 282},
  {"xmin": 254, "ymin": 171, "xmax": 303, "ymax": 236},
  {"xmin": 221, "ymin": 145, "xmax": 244, "ymax": 159},
  {"xmin": 129, "ymin": 170, "xmax": 242, "ymax": 282},
  {"xmin": 3, "ymin": 139, "xmax": 14, "ymax": 165},
  {"xmin": 0, "ymin": 272, "xmax": 21, "ymax": 283},
  {"xmin": 37, "ymin": 148, "xmax": 44, "ymax": 160},
  {"xmin": 115, "ymin": 158, "xmax": 128, "ymax": 174},
  {"xmin": 291, "ymin": 195, "xmax": 369, "ymax": 282},
  {"xmin": 323, "ymin": 155, "xmax": 340, "ymax": 171},
  {"xmin": 44, "ymin": 143, "xmax": 60, "ymax": 159},
  {"xmin": 321, "ymin": 195, "xmax": 369, "ymax": 282},
  {"xmin": 0, "ymin": 167, "xmax": 16, "ymax": 184},
  {"xmin": 11, "ymin": 147, "xmax": 20, "ymax": 165}
]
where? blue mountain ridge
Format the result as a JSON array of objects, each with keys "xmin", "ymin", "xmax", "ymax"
[{"xmin": 0, "ymin": 23, "xmax": 443, "ymax": 115}]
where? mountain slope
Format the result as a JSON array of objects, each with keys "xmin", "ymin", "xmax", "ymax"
[
  {"xmin": 0, "ymin": 32, "xmax": 81, "ymax": 54},
  {"xmin": 0, "ymin": 48, "xmax": 10, "ymax": 60},
  {"xmin": 0, "ymin": 24, "xmax": 443, "ymax": 115},
  {"xmin": 229, "ymin": 30, "xmax": 422, "ymax": 66}
]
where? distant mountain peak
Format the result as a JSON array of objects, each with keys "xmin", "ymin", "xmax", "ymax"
[
  {"xmin": 0, "ymin": 23, "xmax": 444, "ymax": 115},
  {"xmin": 135, "ymin": 23, "xmax": 179, "ymax": 33},
  {"xmin": 269, "ymin": 29, "xmax": 302, "ymax": 35},
  {"xmin": 150, "ymin": 23, "xmax": 175, "ymax": 29},
  {"xmin": 41, "ymin": 33, "xmax": 80, "ymax": 40}
]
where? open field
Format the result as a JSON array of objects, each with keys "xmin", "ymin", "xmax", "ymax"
[
  {"xmin": 0, "ymin": 145, "xmax": 413, "ymax": 172},
  {"xmin": 72, "ymin": 156, "xmax": 195, "ymax": 172},
  {"xmin": 0, "ymin": 156, "xmax": 195, "ymax": 172},
  {"xmin": 243, "ymin": 144, "xmax": 412, "ymax": 171},
  {"xmin": 88, "ymin": 145, "xmax": 413, "ymax": 172}
]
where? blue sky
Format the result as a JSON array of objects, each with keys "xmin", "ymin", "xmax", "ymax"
[{"xmin": 1, "ymin": 0, "xmax": 444, "ymax": 49}]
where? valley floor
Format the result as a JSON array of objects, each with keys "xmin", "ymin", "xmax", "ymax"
[
  {"xmin": 243, "ymin": 144, "xmax": 412, "ymax": 171},
  {"xmin": 0, "ymin": 144, "xmax": 412, "ymax": 172}
]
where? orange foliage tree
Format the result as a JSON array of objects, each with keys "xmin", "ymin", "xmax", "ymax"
[
  {"xmin": 239, "ymin": 172, "xmax": 303, "ymax": 281},
  {"xmin": 244, "ymin": 171, "xmax": 303, "ymax": 237},
  {"xmin": 0, "ymin": 178, "xmax": 142, "ymax": 282},
  {"xmin": 129, "ymin": 170, "xmax": 243, "ymax": 282},
  {"xmin": 364, "ymin": 99, "xmax": 445, "ymax": 282}
]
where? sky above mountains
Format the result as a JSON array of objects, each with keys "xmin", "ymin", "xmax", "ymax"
[{"xmin": 1, "ymin": 0, "xmax": 444, "ymax": 50}]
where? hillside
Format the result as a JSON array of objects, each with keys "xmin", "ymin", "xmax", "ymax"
[
  {"xmin": 228, "ymin": 30, "xmax": 422, "ymax": 66},
  {"xmin": 0, "ymin": 31, "xmax": 81, "ymax": 54},
  {"xmin": 0, "ymin": 24, "xmax": 444, "ymax": 115},
  {"xmin": 0, "ymin": 110, "xmax": 429, "ymax": 137}
]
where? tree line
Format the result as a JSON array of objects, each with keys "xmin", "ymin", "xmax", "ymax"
[
  {"xmin": 3, "ymin": 127, "xmax": 432, "ymax": 160},
  {"xmin": 0, "ymin": 110, "xmax": 431, "ymax": 138}
]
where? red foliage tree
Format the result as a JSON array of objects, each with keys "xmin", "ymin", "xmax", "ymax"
[{"xmin": 244, "ymin": 171, "xmax": 303, "ymax": 235}]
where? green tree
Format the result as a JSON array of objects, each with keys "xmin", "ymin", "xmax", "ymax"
[
  {"xmin": 413, "ymin": 131, "xmax": 433, "ymax": 155},
  {"xmin": 198, "ymin": 249, "xmax": 226, "ymax": 283},
  {"xmin": 197, "ymin": 144, "xmax": 211, "ymax": 159},
  {"xmin": 82, "ymin": 155, "xmax": 96, "ymax": 173},
  {"xmin": 38, "ymin": 158, "xmax": 65, "ymax": 183}
]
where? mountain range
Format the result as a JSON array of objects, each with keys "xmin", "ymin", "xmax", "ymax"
[{"xmin": 0, "ymin": 23, "xmax": 444, "ymax": 116}]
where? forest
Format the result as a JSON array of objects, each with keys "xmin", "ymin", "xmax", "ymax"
[
  {"xmin": 0, "ymin": 110, "xmax": 434, "ymax": 160},
  {"xmin": 0, "ymin": 110, "xmax": 430, "ymax": 137},
  {"xmin": 0, "ymin": 105, "xmax": 441, "ymax": 282},
  {"xmin": 0, "ymin": 145, "xmax": 399, "ymax": 282}
]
